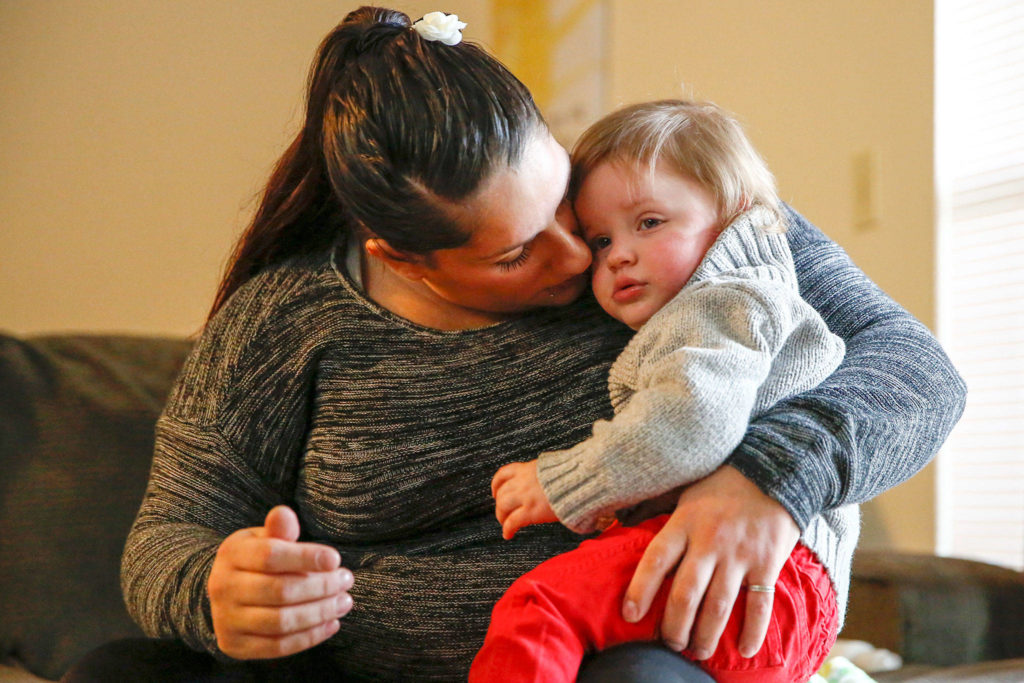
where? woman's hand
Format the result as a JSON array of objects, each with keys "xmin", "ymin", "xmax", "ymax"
[
  {"xmin": 207, "ymin": 505, "xmax": 354, "ymax": 659},
  {"xmin": 492, "ymin": 460, "xmax": 559, "ymax": 539},
  {"xmin": 623, "ymin": 466, "xmax": 799, "ymax": 659}
]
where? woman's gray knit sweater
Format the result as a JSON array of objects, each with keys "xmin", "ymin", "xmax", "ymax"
[{"xmin": 122, "ymin": 207, "xmax": 965, "ymax": 680}]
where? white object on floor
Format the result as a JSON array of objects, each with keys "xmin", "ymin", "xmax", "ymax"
[
  {"xmin": 828, "ymin": 639, "xmax": 903, "ymax": 673},
  {"xmin": 816, "ymin": 655, "xmax": 877, "ymax": 683}
]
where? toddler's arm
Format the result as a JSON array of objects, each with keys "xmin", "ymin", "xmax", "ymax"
[{"xmin": 538, "ymin": 271, "xmax": 842, "ymax": 534}]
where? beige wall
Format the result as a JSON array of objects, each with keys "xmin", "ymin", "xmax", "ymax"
[
  {"xmin": 0, "ymin": 0, "xmax": 490, "ymax": 338},
  {"xmin": 1, "ymin": 2, "xmax": 936, "ymax": 553}
]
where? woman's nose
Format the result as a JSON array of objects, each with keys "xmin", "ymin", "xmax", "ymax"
[
  {"xmin": 561, "ymin": 229, "xmax": 592, "ymax": 275},
  {"xmin": 550, "ymin": 208, "xmax": 592, "ymax": 275}
]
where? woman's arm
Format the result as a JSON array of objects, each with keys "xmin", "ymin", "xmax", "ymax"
[
  {"xmin": 121, "ymin": 265, "xmax": 350, "ymax": 658},
  {"xmin": 628, "ymin": 206, "xmax": 966, "ymax": 658},
  {"xmin": 727, "ymin": 204, "xmax": 967, "ymax": 527}
]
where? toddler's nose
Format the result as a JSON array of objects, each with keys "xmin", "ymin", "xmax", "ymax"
[{"xmin": 607, "ymin": 243, "xmax": 636, "ymax": 269}]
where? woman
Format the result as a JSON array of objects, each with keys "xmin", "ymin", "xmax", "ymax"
[{"xmin": 67, "ymin": 7, "xmax": 964, "ymax": 681}]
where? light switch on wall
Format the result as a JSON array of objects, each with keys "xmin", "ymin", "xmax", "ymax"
[{"xmin": 852, "ymin": 149, "xmax": 880, "ymax": 230}]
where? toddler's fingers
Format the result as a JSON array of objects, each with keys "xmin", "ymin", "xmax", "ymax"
[
  {"xmin": 501, "ymin": 508, "xmax": 530, "ymax": 540},
  {"xmin": 493, "ymin": 488, "xmax": 523, "ymax": 522},
  {"xmin": 491, "ymin": 464, "xmax": 517, "ymax": 498}
]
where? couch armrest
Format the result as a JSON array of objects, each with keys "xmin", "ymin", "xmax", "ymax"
[{"xmin": 844, "ymin": 551, "xmax": 1024, "ymax": 667}]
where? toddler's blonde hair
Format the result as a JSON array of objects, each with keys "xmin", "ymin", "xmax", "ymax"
[{"xmin": 570, "ymin": 99, "xmax": 784, "ymax": 232}]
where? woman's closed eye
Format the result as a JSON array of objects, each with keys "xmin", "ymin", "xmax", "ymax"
[{"xmin": 497, "ymin": 243, "xmax": 532, "ymax": 270}]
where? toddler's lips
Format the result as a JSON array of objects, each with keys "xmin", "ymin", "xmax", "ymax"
[{"xmin": 612, "ymin": 281, "xmax": 645, "ymax": 303}]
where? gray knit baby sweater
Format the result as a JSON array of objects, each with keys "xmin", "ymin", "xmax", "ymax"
[
  {"xmin": 538, "ymin": 208, "xmax": 858, "ymax": 620},
  {"xmin": 121, "ymin": 208, "xmax": 964, "ymax": 680}
]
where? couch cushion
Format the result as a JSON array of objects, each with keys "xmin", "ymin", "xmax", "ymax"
[
  {"xmin": 0, "ymin": 334, "xmax": 191, "ymax": 680},
  {"xmin": 845, "ymin": 551, "xmax": 1024, "ymax": 667}
]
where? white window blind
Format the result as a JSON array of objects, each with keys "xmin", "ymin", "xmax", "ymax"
[{"xmin": 936, "ymin": 0, "xmax": 1024, "ymax": 570}]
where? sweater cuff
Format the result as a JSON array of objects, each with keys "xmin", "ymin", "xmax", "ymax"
[
  {"xmin": 536, "ymin": 445, "xmax": 613, "ymax": 534},
  {"xmin": 726, "ymin": 425, "xmax": 834, "ymax": 532}
]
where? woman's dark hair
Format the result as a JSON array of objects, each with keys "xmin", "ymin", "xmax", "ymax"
[{"xmin": 208, "ymin": 6, "xmax": 544, "ymax": 320}]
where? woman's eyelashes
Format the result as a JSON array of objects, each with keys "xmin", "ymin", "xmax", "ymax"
[{"xmin": 497, "ymin": 243, "xmax": 532, "ymax": 270}]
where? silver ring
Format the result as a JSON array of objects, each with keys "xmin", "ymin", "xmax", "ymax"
[{"xmin": 747, "ymin": 584, "xmax": 775, "ymax": 593}]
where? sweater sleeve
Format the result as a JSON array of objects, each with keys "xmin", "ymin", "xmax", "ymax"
[
  {"xmin": 121, "ymin": 266, "xmax": 322, "ymax": 655},
  {"xmin": 726, "ymin": 206, "xmax": 968, "ymax": 530},
  {"xmin": 538, "ymin": 273, "xmax": 839, "ymax": 533}
]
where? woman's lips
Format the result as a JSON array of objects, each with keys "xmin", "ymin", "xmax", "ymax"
[{"xmin": 544, "ymin": 273, "xmax": 588, "ymax": 299}]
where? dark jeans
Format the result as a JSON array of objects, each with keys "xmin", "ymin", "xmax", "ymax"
[
  {"xmin": 60, "ymin": 639, "xmax": 337, "ymax": 683},
  {"xmin": 62, "ymin": 638, "xmax": 714, "ymax": 682}
]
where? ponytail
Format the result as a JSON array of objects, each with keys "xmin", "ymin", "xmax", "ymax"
[{"xmin": 207, "ymin": 6, "xmax": 543, "ymax": 322}]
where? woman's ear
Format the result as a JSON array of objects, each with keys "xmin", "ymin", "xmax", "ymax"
[{"xmin": 364, "ymin": 238, "xmax": 430, "ymax": 281}]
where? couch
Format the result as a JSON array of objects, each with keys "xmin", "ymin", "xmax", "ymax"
[{"xmin": 2, "ymin": 332, "xmax": 1023, "ymax": 682}]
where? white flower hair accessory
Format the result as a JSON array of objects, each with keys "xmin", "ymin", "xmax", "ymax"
[{"xmin": 412, "ymin": 11, "xmax": 467, "ymax": 46}]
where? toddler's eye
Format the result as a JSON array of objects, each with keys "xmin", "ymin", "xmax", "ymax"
[
  {"xmin": 589, "ymin": 236, "xmax": 611, "ymax": 252},
  {"xmin": 640, "ymin": 218, "xmax": 663, "ymax": 230}
]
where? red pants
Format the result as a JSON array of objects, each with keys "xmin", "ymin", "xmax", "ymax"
[{"xmin": 470, "ymin": 515, "xmax": 838, "ymax": 683}]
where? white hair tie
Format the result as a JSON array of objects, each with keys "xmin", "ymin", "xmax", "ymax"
[{"xmin": 412, "ymin": 11, "xmax": 467, "ymax": 46}]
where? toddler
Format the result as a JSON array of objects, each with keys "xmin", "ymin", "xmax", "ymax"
[{"xmin": 470, "ymin": 100, "xmax": 857, "ymax": 682}]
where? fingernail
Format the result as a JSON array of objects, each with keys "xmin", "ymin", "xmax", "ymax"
[
  {"xmin": 664, "ymin": 640, "xmax": 685, "ymax": 652},
  {"xmin": 740, "ymin": 646, "xmax": 756, "ymax": 658},
  {"xmin": 338, "ymin": 568, "xmax": 354, "ymax": 587},
  {"xmin": 317, "ymin": 550, "xmax": 340, "ymax": 571},
  {"xmin": 691, "ymin": 648, "xmax": 710, "ymax": 660},
  {"xmin": 622, "ymin": 600, "xmax": 639, "ymax": 622},
  {"xmin": 337, "ymin": 593, "xmax": 353, "ymax": 615}
]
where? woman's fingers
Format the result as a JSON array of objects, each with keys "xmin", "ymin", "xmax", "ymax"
[
  {"xmin": 737, "ymin": 581, "xmax": 776, "ymax": 657},
  {"xmin": 683, "ymin": 568, "xmax": 745, "ymax": 659},
  {"xmin": 220, "ymin": 615, "xmax": 343, "ymax": 660},
  {"xmin": 631, "ymin": 466, "xmax": 799, "ymax": 658},
  {"xmin": 208, "ymin": 508, "xmax": 353, "ymax": 660},
  {"xmin": 623, "ymin": 521, "xmax": 687, "ymax": 624},
  {"xmin": 227, "ymin": 534, "xmax": 341, "ymax": 574},
  {"xmin": 658, "ymin": 551, "xmax": 714, "ymax": 652},
  {"xmin": 232, "ymin": 566, "xmax": 354, "ymax": 607},
  {"xmin": 241, "ymin": 591, "xmax": 354, "ymax": 636},
  {"xmin": 262, "ymin": 505, "xmax": 301, "ymax": 543}
]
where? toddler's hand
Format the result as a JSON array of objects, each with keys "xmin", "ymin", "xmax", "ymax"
[{"xmin": 491, "ymin": 460, "xmax": 558, "ymax": 539}]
